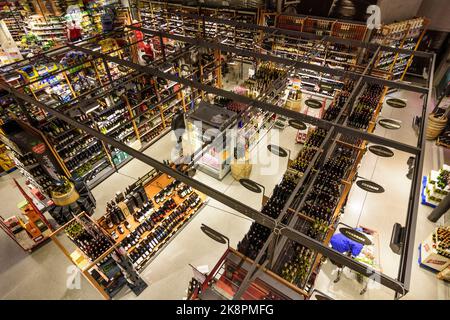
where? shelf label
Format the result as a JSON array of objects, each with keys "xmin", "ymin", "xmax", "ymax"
[
  {"xmin": 368, "ymin": 145, "xmax": 394, "ymax": 157},
  {"xmin": 288, "ymin": 119, "xmax": 307, "ymax": 130},
  {"xmin": 200, "ymin": 224, "xmax": 227, "ymax": 244},
  {"xmin": 239, "ymin": 178, "xmax": 262, "ymax": 193},
  {"xmin": 305, "ymin": 99, "xmax": 322, "ymax": 109},
  {"xmin": 378, "ymin": 118, "xmax": 401, "ymax": 130},
  {"xmin": 267, "ymin": 144, "xmax": 288, "ymax": 157},
  {"xmin": 356, "ymin": 179, "xmax": 385, "ymax": 193},
  {"xmin": 319, "ymin": 83, "xmax": 333, "ymax": 92},
  {"xmin": 385, "ymin": 98, "xmax": 406, "ymax": 108},
  {"xmin": 339, "ymin": 227, "xmax": 372, "ymax": 245}
]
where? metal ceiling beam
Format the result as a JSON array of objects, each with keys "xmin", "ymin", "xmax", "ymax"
[
  {"xmin": 0, "ymin": 81, "xmax": 404, "ymax": 293},
  {"xmin": 128, "ymin": 24, "xmax": 429, "ymax": 94},
  {"xmin": 396, "ymin": 53, "xmax": 435, "ymax": 295},
  {"xmin": 67, "ymin": 43, "xmax": 421, "ymax": 155}
]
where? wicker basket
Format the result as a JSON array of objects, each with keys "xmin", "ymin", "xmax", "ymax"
[
  {"xmin": 231, "ymin": 158, "xmax": 252, "ymax": 180},
  {"xmin": 51, "ymin": 183, "xmax": 80, "ymax": 206},
  {"xmin": 426, "ymin": 114, "xmax": 448, "ymax": 140},
  {"xmin": 285, "ymin": 97, "xmax": 302, "ymax": 112}
]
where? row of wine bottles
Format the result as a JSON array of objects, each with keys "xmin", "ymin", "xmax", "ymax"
[
  {"xmin": 347, "ymin": 84, "xmax": 383, "ymax": 129},
  {"xmin": 65, "ymin": 220, "xmax": 112, "ymax": 260},
  {"xmin": 237, "ymin": 174, "xmax": 299, "ymax": 260},
  {"xmin": 128, "ymin": 193, "xmax": 202, "ymax": 268}
]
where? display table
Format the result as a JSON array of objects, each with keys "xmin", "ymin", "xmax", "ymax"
[{"xmin": 187, "ymin": 101, "xmax": 237, "ymax": 180}]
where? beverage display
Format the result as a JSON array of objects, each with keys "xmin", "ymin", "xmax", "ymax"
[{"xmin": 65, "ymin": 220, "xmax": 112, "ymax": 260}]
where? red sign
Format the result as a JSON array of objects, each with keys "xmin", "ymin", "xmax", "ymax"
[{"xmin": 31, "ymin": 143, "xmax": 46, "ymax": 154}]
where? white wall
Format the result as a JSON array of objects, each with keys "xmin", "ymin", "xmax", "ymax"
[
  {"xmin": 417, "ymin": 0, "xmax": 450, "ymax": 32},
  {"xmin": 377, "ymin": 0, "xmax": 423, "ymax": 24}
]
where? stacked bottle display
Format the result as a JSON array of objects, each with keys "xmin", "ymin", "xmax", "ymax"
[
  {"xmin": 102, "ymin": 181, "xmax": 150, "ymax": 238},
  {"xmin": 347, "ymin": 84, "xmax": 383, "ymax": 130},
  {"xmin": 433, "ymin": 227, "xmax": 450, "ymax": 259},
  {"xmin": 274, "ymin": 85, "xmax": 385, "ymax": 290},
  {"xmin": 299, "ymin": 145, "xmax": 356, "ymax": 225},
  {"xmin": 65, "ymin": 220, "xmax": 112, "ymax": 260},
  {"xmin": 237, "ymin": 175, "xmax": 298, "ymax": 261},
  {"xmin": 10, "ymin": 150, "xmax": 63, "ymax": 196},
  {"xmin": 323, "ymin": 80, "xmax": 355, "ymax": 122},
  {"xmin": 99, "ymin": 176, "xmax": 203, "ymax": 270},
  {"xmin": 244, "ymin": 63, "xmax": 287, "ymax": 96},
  {"xmin": 289, "ymin": 128, "xmax": 326, "ymax": 172},
  {"xmin": 126, "ymin": 193, "xmax": 201, "ymax": 269},
  {"xmin": 279, "ymin": 243, "xmax": 313, "ymax": 286}
]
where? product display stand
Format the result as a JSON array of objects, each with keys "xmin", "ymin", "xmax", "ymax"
[
  {"xmin": 50, "ymin": 167, "xmax": 208, "ymax": 299},
  {"xmin": 49, "ymin": 211, "xmax": 145, "ymax": 299},
  {"xmin": 0, "ymin": 178, "xmax": 53, "ymax": 252},
  {"xmin": 96, "ymin": 168, "xmax": 207, "ymax": 273}
]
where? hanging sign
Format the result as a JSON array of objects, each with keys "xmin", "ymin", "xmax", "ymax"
[
  {"xmin": 305, "ymin": 99, "xmax": 322, "ymax": 109},
  {"xmin": 385, "ymin": 98, "xmax": 407, "ymax": 109},
  {"xmin": 267, "ymin": 144, "xmax": 288, "ymax": 157},
  {"xmin": 288, "ymin": 119, "xmax": 307, "ymax": 130},
  {"xmin": 239, "ymin": 179, "xmax": 262, "ymax": 193},
  {"xmin": 368, "ymin": 145, "xmax": 394, "ymax": 158},
  {"xmin": 378, "ymin": 118, "xmax": 401, "ymax": 130},
  {"xmin": 356, "ymin": 179, "xmax": 385, "ymax": 193},
  {"xmin": 200, "ymin": 224, "xmax": 227, "ymax": 244},
  {"xmin": 339, "ymin": 228, "xmax": 372, "ymax": 245}
]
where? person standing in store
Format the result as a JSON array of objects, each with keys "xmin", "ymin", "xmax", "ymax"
[
  {"xmin": 171, "ymin": 107, "xmax": 186, "ymax": 157},
  {"xmin": 329, "ymin": 228, "xmax": 364, "ymax": 283}
]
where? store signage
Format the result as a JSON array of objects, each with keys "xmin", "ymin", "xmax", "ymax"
[
  {"xmin": 288, "ymin": 119, "xmax": 307, "ymax": 130},
  {"xmin": 356, "ymin": 179, "xmax": 385, "ymax": 193},
  {"xmin": 386, "ymin": 98, "xmax": 406, "ymax": 109},
  {"xmin": 368, "ymin": 145, "xmax": 394, "ymax": 158},
  {"xmin": 267, "ymin": 144, "xmax": 288, "ymax": 157},
  {"xmin": 239, "ymin": 179, "xmax": 262, "ymax": 193},
  {"xmin": 378, "ymin": 118, "xmax": 401, "ymax": 130},
  {"xmin": 31, "ymin": 142, "xmax": 46, "ymax": 154},
  {"xmin": 200, "ymin": 224, "xmax": 227, "ymax": 244},
  {"xmin": 339, "ymin": 228, "xmax": 372, "ymax": 245},
  {"xmin": 305, "ymin": 99, "xmax": 322, "ymax": 109}
]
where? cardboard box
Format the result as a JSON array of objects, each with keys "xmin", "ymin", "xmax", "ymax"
[{"xmin": 420, "ymin": 234, "xmax": 450, "ymax": 272}]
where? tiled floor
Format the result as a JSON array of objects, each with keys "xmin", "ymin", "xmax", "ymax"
[{"xmin": 0, "ymin": 89, "xmax": 448, "ymax": 299}]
